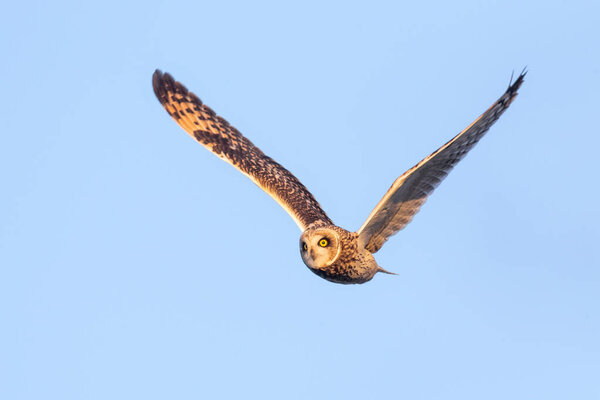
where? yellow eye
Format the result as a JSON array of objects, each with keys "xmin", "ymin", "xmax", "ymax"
[
  {"xmin": 319, "ymin": 238, "xmax": 329, "ymax": 247},
  {"xmin": 303, "ymin": 243, "xmax": 308, "ymax": 251}
]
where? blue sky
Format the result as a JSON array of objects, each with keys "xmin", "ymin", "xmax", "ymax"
[{"xmin": 1, "ymin": 0, "xmax": 599, "ymax": 399}]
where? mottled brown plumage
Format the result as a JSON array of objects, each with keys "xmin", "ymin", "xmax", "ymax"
[
  {"xmin": 152, "ymin": 71, "xmax": 332, "ymax": 231},
  {"xmin": 152, "ymin": 69, "xmax": 525, "ymax": 284}
]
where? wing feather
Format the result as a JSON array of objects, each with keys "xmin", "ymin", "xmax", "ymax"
[
  {"xmin": 357, "ymin": 72, "xmax": 526, "ymax": 253},
  {"xmin": 152, "ymin": 70, "xmax": 332, "ymax": 231}
]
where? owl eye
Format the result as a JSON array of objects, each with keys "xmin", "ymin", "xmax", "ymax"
[
  {"xmin": 302, "ymin": 243, "xmax": 308, "ymax": 251},
  {"xmin": 319, "ymin": 238, "xmax": 329, "ymax": 247}
]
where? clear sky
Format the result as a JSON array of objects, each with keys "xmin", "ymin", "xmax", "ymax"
[{"xmin": 1, "ymin": 1, "xmax": 599, "ymax": 399}]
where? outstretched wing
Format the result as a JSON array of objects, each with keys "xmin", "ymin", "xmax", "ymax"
[
  {"xmin": 152, "ymin": 70, "xmax": 332, "ymax": 231},
  {"xmin": 357, "ymin": 72, "xmax": 526, "ymax": 253}
]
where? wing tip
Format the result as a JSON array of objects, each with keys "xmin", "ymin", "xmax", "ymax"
[
  {"xmin": 152, "ymin": 69, "xmax": 203, "ymax": 106},
  {"xmin": 507, "ymin": 67, "xmax": 527, "ymax": 93},
  {"xmin": 500, "ymin": 67, "xmax": 527, "ymax": 107},
  {"xmin": 152, "ymin": 69, "xmax": 172, "ymax": 105}
]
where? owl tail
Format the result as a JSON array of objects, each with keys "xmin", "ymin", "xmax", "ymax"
[{"xmin": 377, "ymin": 266, "xmax": 397, "ymax": 275}]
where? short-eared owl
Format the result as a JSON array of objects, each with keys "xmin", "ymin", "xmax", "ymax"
[{"xmin": 153, "ymin": 70, "xmax": 525, "ymax": 284}]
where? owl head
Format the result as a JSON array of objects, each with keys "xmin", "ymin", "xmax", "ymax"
[{"xmin": 299, "ymin": 227, "xmax": 342, "ymax": 270}]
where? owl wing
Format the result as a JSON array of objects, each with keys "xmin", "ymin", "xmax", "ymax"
[
  {"xmin": 152, "ymin": 70, "xmax": 332, "ymax": 231},
  {"xmin": 357, "ymin": 72, "xmax": 525, "ymax": 253}
]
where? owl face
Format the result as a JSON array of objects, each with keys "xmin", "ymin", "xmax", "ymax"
[{"xmin": 299, "ymin": 227, "xmax": 342, "ymax": 270}]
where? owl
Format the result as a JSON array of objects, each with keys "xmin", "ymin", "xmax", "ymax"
[{"xmin": 152, "ymin": 70, "xmax": 525, "ymax": 284}]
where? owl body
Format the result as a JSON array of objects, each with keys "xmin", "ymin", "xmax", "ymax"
[
  {"xmin": 153, "ymin": 70, "xmax": 525, "ymax": 285},
  {"xmin": 299, "ymin": 224, "xmax": 383, "ymax": 284}
]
